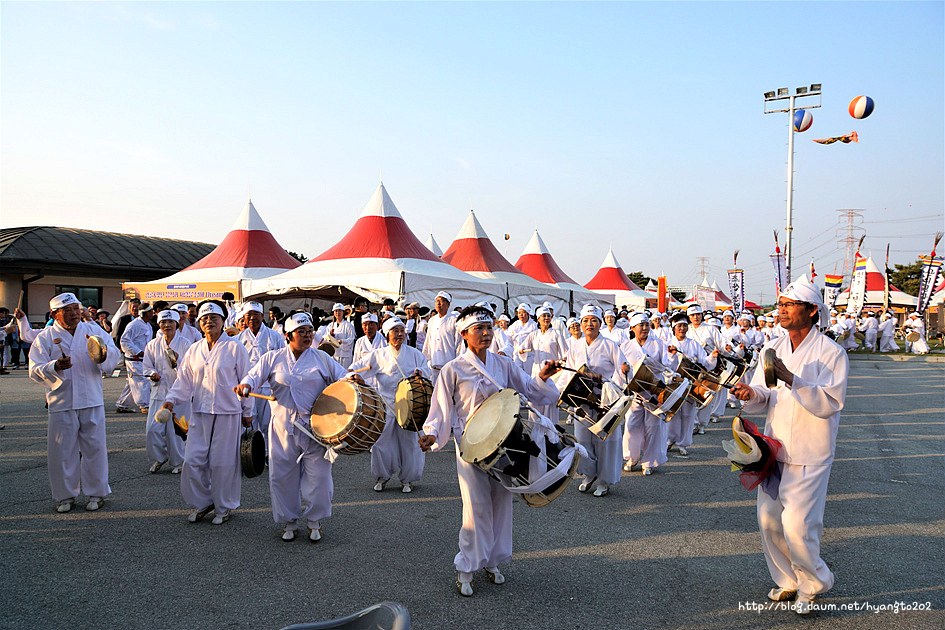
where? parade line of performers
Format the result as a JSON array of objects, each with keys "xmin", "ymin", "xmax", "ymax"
[{"xmin": 15, "ymin": 274, "xmax": 902, "ymax": 612}]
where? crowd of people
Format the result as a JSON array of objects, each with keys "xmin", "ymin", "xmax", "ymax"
[{"xmin": 5, "ymin": 275, "xmax": 931, "ymax": 612}]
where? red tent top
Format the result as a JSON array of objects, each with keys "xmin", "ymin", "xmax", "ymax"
[
  {"xmin": 584, "ymin": 248, "xmax": 643, "ymax": 292},
  {"xmin": 514, "ymin": 230, "xmax": 578, "ymax": 285},
  {"xmin": 312, "ymin": 183, "xmax": 440, "ymax": 263},
  {"xmin": 839, "ymin": 256, "xmax": 908, "ymax": 294},
  {"xmin": 441, "ymin": 211, "xmax": 523, "ymax": 274},
  {"xmin": 183, "ymin": 200, "xmax": 301, "ymax": 272}
]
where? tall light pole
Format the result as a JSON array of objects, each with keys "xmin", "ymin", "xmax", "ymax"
[{"xmin": 764, "ymin": 84, "xmax": 822, "ymax": 282}]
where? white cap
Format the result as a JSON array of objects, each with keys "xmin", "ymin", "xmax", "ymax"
[
  {"xmin": 382, "ymin": 317, "xmax": 405, "ymax": 335},
  {"xmin": 687, "ymin": 304, "xmax": 703, "ymax": 315},
  {"xmin": 475, "ymin": 301, "xmax": 495, "ymax": 314},
  {"xmin": 629, "ymin": 312, "xmax": 649, "ymax": 328},
  {"xmin": 603, "ymin": 310, "xmax": 616, "ymax": 319},
  {"xmin": 535, "ymin": 306, "xmax": 551, "ymax": 318},
  {"xmin": 157, "ymin": 310, "xmax": 180, "ymax": 323},
  {"xmin": 497, "ymin": 313, "xmax": 510, "ymax": 323},
  {"xmin": 435, "ymin": 291, "xmax": 452, "ymax": 303},
  {"xmin": 722, "ymin": 309, "xmax": 735, "ymax": 318},
  {"xmin": 542, "ymin": 301, "xmax": 554, "ymax": 310},
  {"xmin": 243, "ymin": 302, "xmax": 264, "ymax": 315},
  {"xmin": 516, "ymin": 302, "xmax": 532, "ymax": 315},
  {"xmin": 172, "ymin": 303, "xmax": 189, "ymax": 313},
  {"xmin": 285, "ymin": 313, "xmax": 314, "ymax": 333},
  {"xmin": 197, "ymin": 302, "xmax": 225, "ymax": 318},
  {"xmin": 566, "ymin": 317, "xmax": 578, "ymax": 328},
  {"xmin": 50, "ymin": 292, "xmax": 81, "ymax": 310},
  {"xmin": 580, "ymin": 304, "xmax": 602, "ymax": 321},
  {"xmin": 332, "ymin": 303, "xmax": 345, "ymax": 312},
  {"xmin": 362, "ymin": 313, "xmax": 378, "ymax": 324}
]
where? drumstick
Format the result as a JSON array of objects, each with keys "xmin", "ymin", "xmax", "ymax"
[
  {"xmin": 247, "ymin": 392, "xmax": 276, "ymax": 401},
  {"xmin": 348, "ymin": 365, "xmax": 371, "ymax": 374},
  {"xmin": 53, "ymin": 338, "xmax": 65, "ymax": 358},
  {"xmin": 16, "ymin": 290, "xmax": 23, "ymax": 311}
]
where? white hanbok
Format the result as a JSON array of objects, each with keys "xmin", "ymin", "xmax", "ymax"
[
  {"xmin": 742, "ymin": 328, "xmax": 847, "ymax": 600},
  {"xmin": 520, "ymin": 327, "xmax": 568, "ymax": 420},
  {"xmin": 353, "ymin": 332, "xmax": 387, "ymax": 364},
  {"xmin": 423, "ymin": 350, "xmax": 558, "ymax": 576},
  {"xmin": 118, "ymin": 317, "xmax": 154, "ymax": 410},
  {"xmin": 422, "ymin": 311, "xmax": 464, "ymax": 381},
  {"xmin": 349, "ymin": 345, "xmax": 431, "ymax": 486},
  {"xmin": 564, "ymin": 335, "xmax": 628, "ymax": 486},
  {"xmin": 620, "ymin": 336, "xmax": 670, "ymax": 470},
  {"xmin": 490, "ymin": 327, "xmax": 513, "ymax": 357},
  {"xmin": 239, "ymin": 325, "xmax": 287, "ymax": 436},
  {"xmin": 242, "ymin": 347, "xmax": 347, "ymax": 530},
  {"xmin": 909, "ymin": 319, "xmax": 929, "ymax": 354},
  {"xmin": 165, "ymin": 335, "xmax": 253, "ymax": 512},
  {"xmin": 324, "ymin": 319, "xmax": 356, "ymax": 367},
  {"xmin": 29, "ymin": 321, "xmax": 121, "ymax": 501},
  {"xmin": 878, "ymin": 318, "xmax": 898, "ymax": 352},
  {"xmin": 142, "ymin": 332, "xmax": 194, "ymax": 468},
  {"xmin": 507, "ymin": 318, "xmax": 537, "ymax": 371},
  {"xmin": 688, "ymin": 323, "xmax": 727, "ymax": 422},
  {"xmin": 665, "ymin": 337, "xmax": 716, "ymax": 449}
]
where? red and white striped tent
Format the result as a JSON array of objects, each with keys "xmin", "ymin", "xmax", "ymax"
[
  {"xmin": 123, "ymin": 200, "xmax": 300, "ymax": 301},
  {"xmin": 833, "ymin": 255, "xmax": 918, "ymax": 310},
  {"xmin": 514, "ymin": 230, "xmax": 611, "ymax": 312},
  {"xmin": 243, "ymin": 184, "xmax": 505, "ymax": 306},
  {"xmin": 441, "ymin": 211, "xmax": 570, "ymax": 314},
  {"xmin": 585, "ymin": 248, "xmax": 657, "ymax": 310}
]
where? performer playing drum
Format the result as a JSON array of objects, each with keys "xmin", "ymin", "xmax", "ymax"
[
  {"xmin": 162, "ymin": 300, "xmax": 253, "ymax": 526},
  {"xmin": 236, "ymin": 313, "xmax": 348, "ymax": 542},
  {"xmin": 419, "ymin": 305, "xmax": 561, "ymax": 597},
  {"xmin": 348, "ymin": 317, "xmax": 432, "ymax": 494}
]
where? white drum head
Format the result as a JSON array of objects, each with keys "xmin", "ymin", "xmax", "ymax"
[{"xmin": 460, "ymin": 389, "xmax": 521, "ymax": 464}]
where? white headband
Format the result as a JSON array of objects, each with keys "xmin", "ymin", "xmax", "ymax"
[
  {"xmin": 603, "ymin": 310, "xmax": 616, "ymax": 319},
  {"xmin": 580, "ymin": 304, "xmax": 602, "ymax": 321},
  {"xmin": 687, "ymin": 305, "xmax": 703, "ymax": 315},
  {"xmin": 382, "ymin": 317, "xmax": 405, "ymax": 335},
  {"xmin": 497, "ymin": 314, "xmax": 510, "ymax": 323},
  {"xmin": 172, "ymin": 303, "xmax": 189, "ymax": 313},
  {"xmin": 435, "ymin": 291, "xmax": 452, "ymax": 303},
  {"xmin": 458, "ymin": 311, "xmax": 494, "ymax": 332},
  {"xmin": 157, "ymin": 310, "xmax": 180, "ymax": 323},
  {"xmin": 535, "ymin": 307, "xmax": 551, "ymax": 318},
  {"xmin": 722, "ymin": 309, "xmax": 734, "ymax": 318},
  {"xmin": 566, "ymin": 317, "xmax": 578, "ymax": 327},
  {"xmin": 243, "ymin": 302, "xmax": 263, "ymax": 315},
  {"xmin": 284, "ymin": 313, "xmax": 314, "ymax": 333},
  {"xmin": 516, "ymin": 302, "xmax": 532, "ymax": 314},
  {"xmin": 629, "ymin": 313, "xmax": 649, "ymax": 328},
  {"xmin": 50, "ymin": 292, "xmax": 81, "ymax": 310},
  {"xmin": 198, "ymin": 303, "xmax": 225, "ymax": 318}
]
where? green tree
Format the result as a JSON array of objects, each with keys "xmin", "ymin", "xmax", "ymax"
[
  {"xmin": 627, "ymin": 271, "xmax": 653, "ymax": 289},
  {"xmin": 285, "ymin": 250, "xmax": 308, "ymax": 264},
  {"xmin": 888, "ymin": 259, "xmax": 923, "ymax": 296}
]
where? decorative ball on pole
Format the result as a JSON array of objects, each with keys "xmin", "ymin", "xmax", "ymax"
[{"xmin": 793, "ymin": 109, "xmax": 813, "ymax": 132}]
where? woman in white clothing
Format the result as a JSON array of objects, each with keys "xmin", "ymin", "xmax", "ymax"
[
  {"xmin": 349, "ymin": 317, "xmax": 432, "ymax": 493},
  {"xmin": 237, "ymin": 313, "xmax": 348, "ymax": 542}
]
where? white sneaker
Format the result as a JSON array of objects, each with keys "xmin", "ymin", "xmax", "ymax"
[
  {"xmin": 456, "ymin": 574, "xmax": 473, "ymax": 597},
  {"xmin": 188, "ymin": 504, "xmax": 214, "ymax": 523},
  {"xmin": 282, "ymin": 527, "xmax": 296, "ymax": 542},
  {"xmin": 149, "ymin": 460, "xmax": 167, "ymax": 474},
  {"xmin": 592, "ymin": 484, "xmax": 609, "ymax": 497},
  {"xmin": 170, "ymin": 465, "xmax": 182, "ymax": 474},
  {"xmin": 697, "ymin": 425, "xmax": 705, "ymax": 435},
  {"xmin": 211, "ymin": 510, "xmax": 229, "ymax": 525},
  {"xmin": 768, "ymin": 587, "xmax": 798, "ymax": 602},
  {"xmin": 56, "ymin": 499, "xmax": 74, "ymax": 513},
  {"xmin": 677, "ymin": 446, "xmax": 689, "ymax": 456},
  {"xmin": 373, "ymin": 478, "xmax": 386, "ymax": 492},
  {"xmin": 485, "ymin": 567, "xmax": 505, "ymax": 585},
  {"xmin": 794, "ymin": 595, "xmax": 817, "ymax": 615},
  {"xmin": 578, "ymin": 475, "xmax": 596, "ymax": 492},
  {"xmin": 86, "ymin": 497, "xmax": 103, "ymax": 511},
  {"xmin": 308, "ymin": 523, "xmax": 321, "ymax": 542},
  {"xmin": 401, "ymin": 483, "xmax": 412, "ymax": 493}
]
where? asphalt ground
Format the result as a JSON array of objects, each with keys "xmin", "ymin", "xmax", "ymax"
[{"xmin": 0, "ymin": 359, "xmax": 942, "ymax": 630}]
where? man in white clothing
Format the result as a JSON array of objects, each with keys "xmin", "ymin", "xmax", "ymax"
[
  {"xmin": 877, "ymin": 313, "xmax": 898, "ymax": 352},
  {"xmin": 118, "ymin": 303, "xmax": 155, "ymax": 413},
  {"xmin": 238, "ymin": 302, "xmax": 286, "ymax": 437},
  {"xmin": 733, "ymin": 274, "xmax": 848, "ymax": 615},
  {"xmin": 507, "ymin": 302, "xmax": 538, "ymax": 370},
  {"xmin": 29, "ymin": 293, "xmax": 121, "ymax": 512},
  {"xmin": 353, "ymin": 312, "xmax": 387, "ymax": 364},
  {"xmin": 422, "ymin": 291, "xmax": 464, "ymax": 381},
  {"xmin": 324, "ymin": 303, "xmax": 356, "ymax": 368}
]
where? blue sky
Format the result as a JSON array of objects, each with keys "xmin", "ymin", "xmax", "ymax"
[{"xmin": 2, "ymin": 1, "xmax": 943, "ymax": 303}]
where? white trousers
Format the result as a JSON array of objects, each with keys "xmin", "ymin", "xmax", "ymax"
[
  {"xmin": 181, "ymin": 412, "xmax": 242, "ymax": 511},
  {"xmin": 268, "ymin": 425, "xmax": 332, "ymax": 527},
  {"xmin": 622, "ymin": 403, "xmax": 668, "ymax": 469},
  {"xmin": 145, "ymin": 396, "xmax": 185, "ymax": 467},
  {"xmin": 757, "ymin": 462, "xmax": 834, "ymax": 598},
  {"xmin": 117, "ymin": 359, "xmax": 151, "ymax": 409},
  {"xmin": 864, "ymin": 330, "xmax": 877, "ymax": 351},
  {"xmin": 454, "ymin": 446, "xmax": 512, "ymax": 574},
  {"xmin": 666, "ymin": 402, "xmax": 697, "ymax": 448},
  {"xmin": 879, "ymin": 335, "xmax": 898, "ymax": 353},
  {"xmin": 574, "ymin": 420, "xmax": 623, "ymax": 485},
  {"xmin": 371, "ymin": 417, "xmax": 425, "ymax": 484},
  {"xmin": 47, "ymin": 406, "xmax": 111, "ymax": 501}
]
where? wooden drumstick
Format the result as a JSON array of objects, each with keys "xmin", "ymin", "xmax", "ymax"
[
  {"xmin": 53, "ymin": 338, "xmax": 65, "ymax": 358},
  {"xmin": 16, "ymin": 290, "xmax": 24, "ymax": 311},
  {"xmin": 348, "ymin": 365, "xmax": 371, "ymax": 374},
  {"xmin": 247, "ymin": 392, "xmax": 276, "ymax": 401}
]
